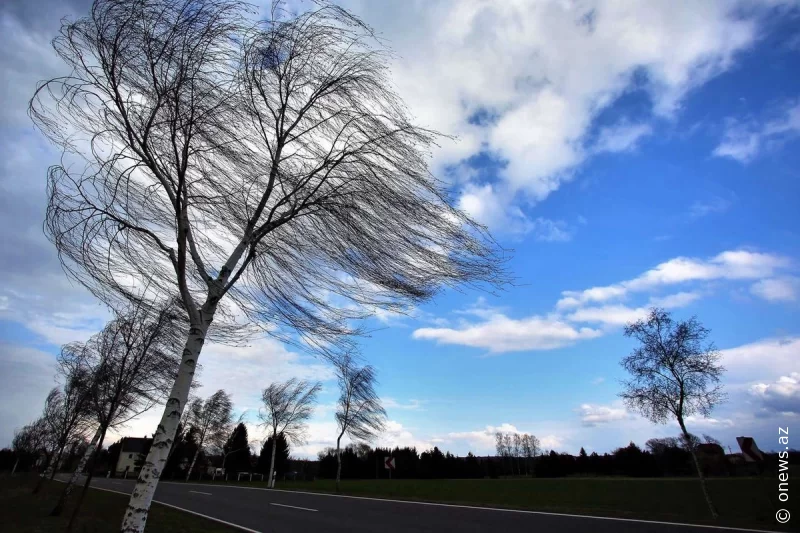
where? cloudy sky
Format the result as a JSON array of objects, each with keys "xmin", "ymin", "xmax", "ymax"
[{"xmin": 1, "ymin": 0, "xmax": 799, "ymax": 458}]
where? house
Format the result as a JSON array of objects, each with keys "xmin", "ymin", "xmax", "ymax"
[{"xmin": 115, "ymin": 437, "xmax": 153, "ymax": 476}]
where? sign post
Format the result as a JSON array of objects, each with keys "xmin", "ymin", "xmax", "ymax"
[
  {"xmin": 737, "ymin": 436, "xmax": 775, "ymax": 513},
  {"xmin": 736, "ymin": 436, "xmax": 764, "ymax": 463},
  {"xmin": 384, "ymin": 456, "xmax": 395, "ymax": 480}
]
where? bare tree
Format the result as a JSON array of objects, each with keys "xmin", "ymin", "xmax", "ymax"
[
  {"xmin": 11, "ymin": 418, "xmax": 50, "ymax": 476},
  {"xmin": 53, "ymin": 303, "xmax": 181, "ymax": 523},
  {"xmin": 620, "ymin": 308, "xmax": 726, "ymax": 519},
  {"xmin": 333, "ymin": 354, "xmax": 386, "ymax": 491},
  {"xmin": 33, "ymin": 366, "xmax": 93, "ymax": 495},
  {"xmin": 494, "ymin": 432, "xmax": 505, "ymax": 458},
  {"xmin": 185, "ymin": 390, "xmax": 234, "ymax": 481},
  {"xmin": 259, "ymin": 379, "xmax": 321, "ymax": 488},
  {"xmin": 520, "ymin": 434, "xmax": 530, "ymax": 476},
  {"xmin": 31, "ymin": 2, "xmax": 506, "ymax": 529},
  {"xmin": 512, "ymin": 434, "xmax": 522, "ymax": 476}
]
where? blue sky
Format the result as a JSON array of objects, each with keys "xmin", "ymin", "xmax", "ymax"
[{"xmin": 1, "ymin": 0, "xmax": 799, "ymax": 458}]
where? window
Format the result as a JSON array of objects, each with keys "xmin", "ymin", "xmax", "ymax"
[{"xmin": 129, "ymin": 453, "xmax": 133, "ymax": 458}]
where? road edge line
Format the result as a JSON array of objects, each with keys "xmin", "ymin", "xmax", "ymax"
[
  {"xmin": 162, "ymin": 480, "xmax": 783, "ymax": 533},
  {"xmin": 53, "ymin": 479, "xmax": 261, "ymax": 533}
]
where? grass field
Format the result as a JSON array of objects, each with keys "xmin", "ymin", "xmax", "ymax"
[
  {"xmin": 0, "ymin": 474, "xmax": 237, "ymax": 533},
  {"xmin": 186, "ymin": 475, "xmax": 796, "ymax": 531}
]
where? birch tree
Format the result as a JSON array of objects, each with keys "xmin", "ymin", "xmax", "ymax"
[
  {"xmin": 620, "ymin": 308, "xmax": 726, "ymax": 519},
  {"xmin": 333, "ymin": 354, "xmax": 386, "ymax": 491},
  {"xmin": 33, "ymin": 366, "xmax": 93, "ymax": 495},
  {"xmin": 259, "ymin": 379, "xmax": 321, "ymax": 488},
  {"xmin": 11, "ymin": 418, "xmax": 50, "ymax": 476},
  {"xmin": 31, "ymin": 1, "xmax": 506, "ymax": 529},
  {"xmin": 185, "ymin": 390, "xmax": 233, "ymax": 481},
  {"xmin": 52, "ymin": 303, "xmax": 181, "ymax": 523}
]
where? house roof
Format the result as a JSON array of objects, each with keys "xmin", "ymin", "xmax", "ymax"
[{"xmin": 120, "ymin": 437, "xmax": 153, "ymax": 454}]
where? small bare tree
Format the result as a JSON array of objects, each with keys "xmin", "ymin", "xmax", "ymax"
[
  {"xmin": 333, "ymin": 354, "xmax": 386, "ymax": 491},
  {"xmin": 55, "ymin": 303, "xmax": 181, "ymax": 525},
  {"xmin": 259, "ymin": 379, "xmax": 321, "ymax": 488},
  {"xmin": 31, "ymin": 2, "xmax": 506, "ymax": 529},
  {"xmin": 185, "ymin": 390, "xmax": 234, "ymax": 481},
  {"xmin": 11, "ymin": 418, "xmax": 50, "ymax": 476},
  {"xmin": 33, "ymin": 368, "xmax": 93, "ymax": 495},
  {"xmin": 620, "ymin": 308, "xmax": 726, "ymax": 519}
]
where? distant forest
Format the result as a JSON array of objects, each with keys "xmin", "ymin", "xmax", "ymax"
[{"xmin": 316, "ymin": 439, "xmax": 799, "ymax": 480}]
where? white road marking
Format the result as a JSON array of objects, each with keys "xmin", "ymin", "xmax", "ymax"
[
  {"xmin": 189, "ymin": 490, "xmax": 213, "ymax": 495},
  {"xmin": 163, "ymin": 481, "xmax": 783, "ymax": 533},
  {"xmin": 270, "ymin": 502, "xmax": 318, "ymax": 512},
  {"xmin": 52, "ymin": 478, "xmax": 261, "ymax": 533}
]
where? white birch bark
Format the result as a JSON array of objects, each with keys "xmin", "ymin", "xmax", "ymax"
[
  {"xmin": 268, "ymin": 431, "xmax": 277, "ymax": 489},
  {"xmin": 50, "ymin": 428, "xmax": 102, "ymax": 516},
  {"xmin": 120, "ymin": 322, "xmax": 207, "ymax": 533},
  {"xmin": 186, "ymin": 441, "xmax": 203, "ymax": 482},
  {"xmin": 679, "ymin": 419, "xmax": 719, "ymax": 519},
  {"xmin": 335, "ymin": 434, "xmax": 343, "ymax": 492}
]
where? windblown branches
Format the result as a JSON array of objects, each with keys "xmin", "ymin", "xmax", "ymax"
[
  {"xmin": 82, "ymin": 301, "xmax": 184, "ymax": 430},
  {"xmin": 334, "ymin": 353, "xmax": 385, "ymax": 443},
  {"xmin": 259, "ymin": 378, "xmax": 321, "ymax": 445},
  {"xmin": 31, "ymin": 0, "xmax": 507, "ymax": 357}
]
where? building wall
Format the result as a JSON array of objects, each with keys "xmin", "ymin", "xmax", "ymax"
[{"xmin": 116, "ymin": 451, "xmax": 142, "ymax": 475}]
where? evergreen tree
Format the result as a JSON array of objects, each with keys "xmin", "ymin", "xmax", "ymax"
[
  {"xmin": 223, "ymin": 423, "xmax": 251, "ymax": 476},
  {"xmin": 258, "ymin": 434, "xmax": 290, "ymax": 481}
]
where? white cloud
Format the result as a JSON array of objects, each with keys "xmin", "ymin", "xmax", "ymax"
[
  {"xmin": 415, "ymin": 250, "xmax": 793, "ymax": 354},
  {"xmin": 578, "ymin": 402, "xmax": 632, "ymax": 427},
  {"xmin": 558, "ymin": 250, "xmax": 790, "ymax": 309},
  {"xmin": 457, "ymin": 183, "xmax": 574, "ymax": 240},
  {"xmin": 413, "ymin": 313, "xmax": 602, "ymax": 353},
  {"xmin": 445, "ymin": 423, "xmax": 563, "ymax": 454},
  {"xmin": 750, "ymin": 276, "xmax": 799, "ymax": 302},
  {"xmin": 383, "ymin": 398, "xmax": 424, "ymax": 411},
  {"xmin": 193, "ymin": 337, "xmax": 335, "ymax": 412},
  {"xmin": 593, "ymin": 122, "xmax": 652, "ymax": 153},
  {"xmin": 591, "ymin": 377, "xmax": 606, "ymax": 385},
  {"xmin": 0, "ymin": 344, "xmax": 59, "ymax": 446},
  {"xmin": 749, "ymin": 373, "xmax": 800, "ymax": 415},
  {"xmin": 721, "ymin": 337, "xmax": 800, "ymax": 382},
  {"xmin": 713, "ymin": 100, "xmax": 800, "ymax": 162},
  {"xmin": 648, "ymin": 291, "xmax": 703, "ymax": 308},
  {"xmin": 689, "ymin": 196, "xmax": 733, "ymax": 219},
  {"xmin": 682, "ymin": 416, "xmax": 735, "ymax": 429},
  {"xmin": 567, "ymin": 304, "xmax": 649, "ymax": 326},
  {"xmin": 342, "ymin": 0, "xmax": 771, "ymax": 229}
]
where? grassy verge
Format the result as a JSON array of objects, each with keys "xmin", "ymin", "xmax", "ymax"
[
  {"xmin": 0, "ymin": 474, "xmax": 238, "ymax": 533},
  {"xmin": 179, "ymin": 476, "xmax": 795, "ymax": 531}
]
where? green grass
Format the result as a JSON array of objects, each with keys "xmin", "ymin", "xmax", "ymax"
[
  {"xmin": 183, "ymin": 476, "xmax": 797, "ymax": 531},
  {"xmin": 0, "ymin": 474, "xmax": 238, "ymax": 533}
]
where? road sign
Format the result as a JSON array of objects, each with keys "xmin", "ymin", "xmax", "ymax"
[
  {"xmin": 736, "ymin": 436, "xmax": 764, "ymax": 462},
  {"xmin": 384, "ymin": 456, "xmax": 395, "ymax": 470}
]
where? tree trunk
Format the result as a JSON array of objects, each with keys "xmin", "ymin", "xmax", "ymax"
[
  {"xmin": 268, "ymin": 431, "xmax": 277, "ymax": 489},
  {"xmin": 48, "ymin": 444, "xmax": 66, "ymax": 481},
  {"xmin": 678, "ymin": 417, "xmax": 719, "ymax": 519},
  {"xmin": 66, "ymin": 425, "xmax": 109, "ymax": 531},
  {"xmin": 11, "ymin": 457, "xmax": 19, "ymax": 476},
  {"xmin": 50, "ymin": 428, "xmax": 102, "ymax": 516},
  {"xmin": 335, "ymin": 434, "xmax": 342, "ymax": 493},
  {"xmin": 32, "ymin": 450, "xmax": 54, "ymax": 495},
  {"xmin": 186, "ymin": 443, "xmax": 202, "ymax": 482},
  {"xmin": 121, "ymin": 322, "xmax": 207, "ymax": 533}
]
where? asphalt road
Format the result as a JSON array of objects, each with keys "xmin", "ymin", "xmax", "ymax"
[{"xmin": 57, "ymin": 475, "xmax": 779, "ymax": 533}]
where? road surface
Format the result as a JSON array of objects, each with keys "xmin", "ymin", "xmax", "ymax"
[{"xmin": 57, "ymin": 475, "xmax": 780, "ymax": 533}]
